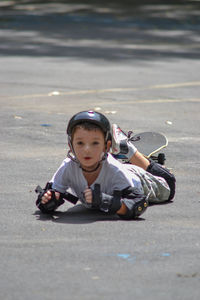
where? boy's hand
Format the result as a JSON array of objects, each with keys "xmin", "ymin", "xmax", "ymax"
[
  {"xmin": 41, "ymin": 190, "xmax": 60, "ymax": 204},
  {"xmin": 35, "ymin": 183, "xmax": 65, "ymax": 213},
  {"xmin": 84, "ymin": 188, "xmax": 93, "ymax": 204}
]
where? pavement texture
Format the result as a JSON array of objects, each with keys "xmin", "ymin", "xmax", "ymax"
[{"xmin": 0, "ymin": 1, "xmax": 200, "ymax": 300}]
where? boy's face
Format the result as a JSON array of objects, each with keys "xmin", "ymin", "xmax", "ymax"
[{"xmin": 72, "ymin": 127, "xmax": 108, "ymax": 170}]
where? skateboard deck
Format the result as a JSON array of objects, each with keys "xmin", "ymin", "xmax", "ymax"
[{"xmin": 131, "ymin": 131, "xmax": 168, "ymax": 158}]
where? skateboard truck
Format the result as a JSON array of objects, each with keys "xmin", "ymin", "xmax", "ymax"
[{"xmin": 150, "ymin": 153, "xmax": 166, "ymax": 165}]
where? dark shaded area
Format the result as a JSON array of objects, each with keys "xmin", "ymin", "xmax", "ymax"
[
  {"xmin": 1, "ymin": 0, "xmax": 200, "ymax": 8},
  {"xmin": 34, "ymin": 204, "xmax": 147, "ymax": 224},
  {"xmin": 34, "ymin": 204, "xmax": 121, "ymax": 224},
  {"xmin": 0, "ymin": 0, "xmax": 200, "ymax": 61}
]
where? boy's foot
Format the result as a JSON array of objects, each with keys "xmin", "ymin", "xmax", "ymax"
[{"xmin": 111, "ymin": 124, "xmax": 138, "ymax": 161}]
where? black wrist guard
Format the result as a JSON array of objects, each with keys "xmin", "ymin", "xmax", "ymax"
[
  {"xmin": 35, "ymin": 182, "xmax": 64, "ymax": 213},
  {"xmin": 92, "ymin": 184, "xmax": 122, "ymax": 213}
]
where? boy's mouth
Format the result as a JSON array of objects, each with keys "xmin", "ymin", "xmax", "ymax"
[{"xmin": 84, "ymin": 157, "xmax": 92, "ymax": 160}]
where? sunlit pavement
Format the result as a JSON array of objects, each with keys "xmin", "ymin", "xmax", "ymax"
[{"xmin": 0, "ymin": 1, "xmax": 200, "ymax": 300}]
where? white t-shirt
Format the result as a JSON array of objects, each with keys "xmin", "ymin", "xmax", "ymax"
[{"xmin": 51, "ymin": 153, "xmax": 143, "ymax": 204}]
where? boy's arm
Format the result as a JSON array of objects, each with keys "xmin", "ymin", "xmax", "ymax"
[
  {"xmin": 87, "ymin": 184, "xmax": 148, "ymax": 219},
  {"xmin": 116, "ymin": 202, "xmax": 127, "ymax": 215},
  {"xmin": 35, "ymin": 182, "xmax": 79, "ymax": 213},
  {"xmin": 119, "ymin": 186, "xmax": 148, "ymax": 219}
]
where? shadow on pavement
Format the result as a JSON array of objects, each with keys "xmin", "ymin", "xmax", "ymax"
[
  {"xmin": 33, "ymin": 204, "xmax": 146, "ymax": 224},
  {"xmin": 0, "ymin": 0, "xmax": 200, "ymax": 62}
]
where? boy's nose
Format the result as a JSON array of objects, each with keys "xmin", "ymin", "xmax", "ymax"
[{"xmin": 84, "ymin": 144, "xmax": 90, "ymax": 152}]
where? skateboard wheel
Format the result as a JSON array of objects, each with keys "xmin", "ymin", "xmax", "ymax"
[
  {"xmin": 138, "ymin": 206, "xmax": 142, "ymax": 212},
  {"xmin": 158, "ymin": 153, "xmax": 166, "ymax": 165}
]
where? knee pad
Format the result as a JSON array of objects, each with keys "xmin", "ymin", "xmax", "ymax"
[{"xmin": 147, "ymin": 161, "xmax": 176, "ymax": 200}]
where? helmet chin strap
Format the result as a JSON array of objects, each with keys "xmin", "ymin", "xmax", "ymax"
[
  {"xmin": 67, "ymin": 150, "xmax": 108, "ymax": 173},
  {"xmin": 67, "ymin": 150, "xmax": 78, "ymax": 163},
  {"xmin": 81, "ymin": 162, "xmax": 101, "ymax": 173}
]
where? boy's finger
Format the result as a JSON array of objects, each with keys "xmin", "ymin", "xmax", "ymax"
[
  {"xmin": 44, "ymin": 192, "xmax": 51, "ymax": 200},
  {"xmin": 85, "ymin": 195, "xmax": 92, "ymax": 203},
  {"xmin": 55, "ymin": 192, "xmax": 60, "ymax": 200},
  {"xmin": 84, "ymin": 190, "xmax": 92, "ymax": 196},
  {"xmin": 41, "ymin": 197, "xmax": 48, "ymax": 204},
  {"xmin": 84, "ymin": 189, "xmax": 90, "ymax": 194}
]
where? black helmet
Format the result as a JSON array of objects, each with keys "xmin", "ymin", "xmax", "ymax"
[{"xmin": 67, "ymin": 110, "xmax": 111, "ymax": 140}]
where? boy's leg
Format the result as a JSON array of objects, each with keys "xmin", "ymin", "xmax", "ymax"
[
  {"xmin": 129, "ymin": 150, "xmax": 150, "ymax": 170},
  {"xmin": 111, "ymin": 124, "xmax": 176, "ymax": 200},
  {"xmin": 111, "ymin": 124, "xmax": 150, "ymax": 170},
  {"xmin": 146, "ymin": 160, "xmax": 176, "ymax": 200}
]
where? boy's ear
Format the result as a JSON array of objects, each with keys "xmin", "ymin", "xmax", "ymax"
[{"xmin": 106, "ymin": 140, "xmax": 112, "ymax": 152}]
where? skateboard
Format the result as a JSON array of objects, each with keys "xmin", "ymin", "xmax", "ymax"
[{"xmin": 112, "ymin": 131, "xmax": 168, "ymax": 165}]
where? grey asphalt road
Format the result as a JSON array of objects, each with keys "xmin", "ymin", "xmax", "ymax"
[{"xmin": 0, "ymin": 1, "xmax": 200, "ymax": 300}]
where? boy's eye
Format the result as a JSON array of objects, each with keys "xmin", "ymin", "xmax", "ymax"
[{"xmin": 75, "ymin": 140, "xmax": 100, "ymax": 146}]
